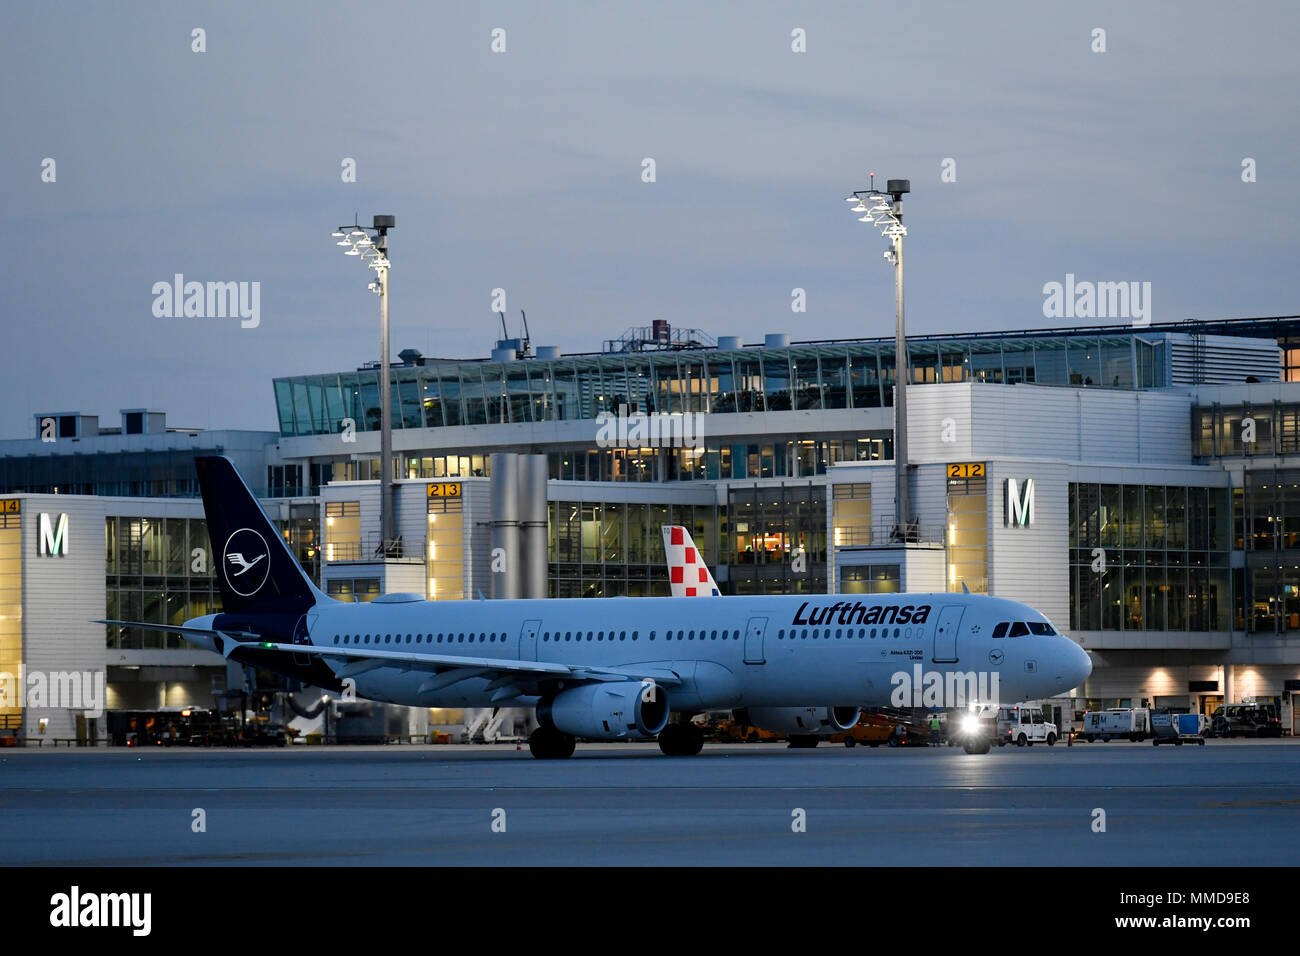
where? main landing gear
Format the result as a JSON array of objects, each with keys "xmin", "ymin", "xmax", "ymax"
[
  {"xmin": 658, "ymin": 722, "xmax": 704, "ymax": 756},
  {"xmin": 528, "ymin": 725, "xmax": 576, "ymax": 759}
]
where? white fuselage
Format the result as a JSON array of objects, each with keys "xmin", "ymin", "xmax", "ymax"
[{"xmin": 299, "ymin": 592, "xmax": 1091, "ymax": 711}]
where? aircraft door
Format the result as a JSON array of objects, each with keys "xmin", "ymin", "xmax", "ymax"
[
  {"xmin": 744, "ymin": 616, "xmax": 767, "ymax": 664},
  {"xmin": 519, "ymin": 619, "xmax": 541, "ymax": 661},
  {"xmin": 932, "ymin": 605, "xmax": 964, "ymax": 664}
]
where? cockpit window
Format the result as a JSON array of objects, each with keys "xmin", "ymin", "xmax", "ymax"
[
  {"xmin": 1008, "ymin": 621, "xmax": 1030, "ymax": 637},
  {"xmin": 1028, "ymin": 622, "xmax": 1056, "ymax": 635},
  {"xmin": 992, "ymin": 622, "xmax": 1008, "ymax": 638}
]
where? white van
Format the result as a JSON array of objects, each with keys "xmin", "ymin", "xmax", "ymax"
[
  {"xmin": 993, "ymin": 704, "xmax": 1058, "ymax": 747},
  {"xmin": 1082, "ymin": 708, "xmax": 1150, "ymax": 742}
]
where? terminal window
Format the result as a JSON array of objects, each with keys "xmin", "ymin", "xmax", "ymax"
[
  {"xmin": 840, "ymin": 564, "xmax": 900, "ymax": 595},
  {"xmin": 1068, "ymin": 483, "xmax": 1229, "ymax": 632},
  {"xmin": 947, "ymin": 475, "xmax": 988, "ymax": 594}
]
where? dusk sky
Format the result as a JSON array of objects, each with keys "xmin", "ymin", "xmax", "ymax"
[{"xmin": 2, "ymin": 1, "xmax": 1296, "ymax": 437}]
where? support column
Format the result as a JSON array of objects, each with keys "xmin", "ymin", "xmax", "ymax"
[
  {"xmin": 520, "ymin": 454, "xmax": 549, "ymax": 599},
  {"xmin": 489, "ymin": 453, "xmax": 520, "ymax": 599}
]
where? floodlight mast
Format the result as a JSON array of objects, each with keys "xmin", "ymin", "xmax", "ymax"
[
  {"xmin": 846, "ymin": 176, "xmax": 913, "ymax": 542},
  {"xmin": 331, "ymin": 214, "xmax": 398, "ymax": 556}
]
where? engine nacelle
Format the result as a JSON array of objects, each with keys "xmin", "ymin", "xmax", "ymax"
[
  {"xmin": 744, "ymin": 705, "xmax": 860, "ymax": 736},
  {"xmin": 539, "ymin": 681, "xmax": 670, "ymax": 741}
]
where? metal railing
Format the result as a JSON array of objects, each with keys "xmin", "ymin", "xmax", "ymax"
[
  {"xmin": 833, "ymin": 523, "xmax": 944, "ymax": 547},
  {"xmin": 326, "ymin": 534, "xmax": 405, "ymax": 561}
]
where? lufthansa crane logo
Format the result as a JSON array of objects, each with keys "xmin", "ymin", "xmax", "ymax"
[{"xmin": 222, "ymin": 528, "xmax": 271, "ymax": 597}]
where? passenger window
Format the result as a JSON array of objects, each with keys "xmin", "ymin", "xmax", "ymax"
[
  {"xmin": 992, "ymin": 622, "xmax": 1008, "ymax": 638},
  {"xmin": 1009, "ymin": 622, "xmax": 1030, "ymax": 637}
]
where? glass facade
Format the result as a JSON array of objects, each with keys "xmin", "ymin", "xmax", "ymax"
[
  {"xmin": 0, "ymin": 506, "xmax": 21, "ymax": 725},
  {"xmin": 427, "ymin": 494, "xmax": 464, "ymax": 601},
  {"xmin": 105, "ymin": 516, "xmax": 219, "ymax": 649},
  {"xmin": 324, "ymin": 502, "xmax": 361, "ymax": 562},
  {"xmin": 325, "ymin": 577, "xmax": 380, "ymax": 602},
  {"xmin": 1237, "ymin": 468, "xmax": 1300, "ymax": 633},
  {"xmin": 1068, "ymin": 483, "xmax": 1230, "ymax": 632},
  {"xmin": 273, "ymin": 332, "xmax": 1161, "ymax": 439},
  {"xmin": 831, "ymin": 483, "xmax": 872, "ymax": 547},
  {"xmin": 0, "ymin": 448, "xmax": 230, "ymax": 498},
  {"xmin": 547, "ymin": 500, "xmax": 713, "ymax": 597},
  {"xmin": 947, "ymin": 475, "xmax": 989, "ymax": 593},
  {"xmin": 728, "ymin": 483, "xmax": 826, "ymax": 595},
  {"xmin": 1194, "ymin": 402, "xmax": 1300, "ymax": 458},
  {"xmin": 840, "ymin": 564, "xmax": 900, "ymax": 594}
]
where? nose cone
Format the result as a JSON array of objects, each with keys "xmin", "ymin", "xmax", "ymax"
[{"xmin": 1061, "ymin": 639, "xmax": 1092, "ymax": 690}]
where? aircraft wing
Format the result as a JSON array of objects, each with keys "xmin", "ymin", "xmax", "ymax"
[
  {"xmin": 97, "ymin": 619, "xmax": 260, "ymax": 640},
  {"xmin": 224, "ymin": 639, "xmax": 684, "ymax": 700}
]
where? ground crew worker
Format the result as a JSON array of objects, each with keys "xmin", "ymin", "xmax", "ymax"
[{"xmin": 929, "ymin": 715, "xmax": 941, "ymax": 746}]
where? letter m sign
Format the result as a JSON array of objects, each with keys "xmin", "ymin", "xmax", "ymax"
[
  {"xmin": 1005, "ymin": 479, "xmax": 1034, "ymax": 527},
  {"xmin": 39, "ymin": 512, "xmax": 69, "ymax": 556}
]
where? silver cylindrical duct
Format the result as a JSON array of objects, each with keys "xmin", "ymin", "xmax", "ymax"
[
  {"xmin": 489, "ymin": 452, "xmax": 520, "ymax": 599},
  {"xmin": 520, "ymin": 453, "xmax": 549, "ymax": 599}
]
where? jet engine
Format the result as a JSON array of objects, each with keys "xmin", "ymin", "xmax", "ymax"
[
  {"xmin": 743, "ymin": 705, "xmax": 860, "ymax": 735},
  {"xmin": 539, "ymin": 681, "xmax": 671, "ymax": 740}
]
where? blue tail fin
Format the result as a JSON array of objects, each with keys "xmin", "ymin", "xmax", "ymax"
[{"xmin": 195, "ymin": 456, "xmax": 324, "ymax": 616}]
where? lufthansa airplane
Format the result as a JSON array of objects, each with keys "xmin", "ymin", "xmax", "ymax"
[{"xmin": 104, "ymin": 457, "xmax": 1091, "ymax": 758}]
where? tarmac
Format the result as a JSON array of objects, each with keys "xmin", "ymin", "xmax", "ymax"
[{"xmin": 1, "ymin": 738, "xmax": 1297, "ymax": 866}]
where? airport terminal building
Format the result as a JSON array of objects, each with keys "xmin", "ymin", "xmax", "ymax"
[{"xmin": 5, "ymin": 316, "xmax": 1300, "ymax": 740}]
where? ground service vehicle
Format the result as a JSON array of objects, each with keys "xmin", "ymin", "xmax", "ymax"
[
  {"xmin": 1151, "ymin": 711, "xmax": 1206, "ymax": 746},
  {"xmin": 996, "ymin": 704, "xmax": 1058, "ymax": 746},
  {"xmin": 1210, "ymin": 703, "xmax": 1282, "ymax": 738},
  {"xmin": 953, "ymin": 708, "xmax": 997, "ymax": 753},
  {"xmin": 1082, "ymin": 708, "xmax": 1150, "ymax": 742}
]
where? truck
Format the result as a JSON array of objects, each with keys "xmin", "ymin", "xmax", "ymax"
[{"xmin": 1081, "ymin": 708, "xmax": 1150, "ymax": 742}]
